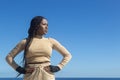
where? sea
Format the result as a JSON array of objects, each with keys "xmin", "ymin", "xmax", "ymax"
[{"xmin": 0, "ymin": 78, "xmax": 120, "ymax": 80}]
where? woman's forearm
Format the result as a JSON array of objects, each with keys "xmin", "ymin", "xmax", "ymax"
[{"xmin": 6, "ymin": 54, "xmax": 19, "ymax": 70}]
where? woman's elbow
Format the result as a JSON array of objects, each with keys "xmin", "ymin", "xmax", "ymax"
[
  {"xmin": 65, "ymin": 53, "xmax": 72, "ymax": 60},
  {"xmin": 5, "ymin": 54, "xmax": 12, "ymax": 63},
  {"xmin": 69, "ymin": 54, "xmax": 72, "ymax": 60},
  {"xmin": 6, "ymin": 55, "xmax": 10, "ymax": 62}
]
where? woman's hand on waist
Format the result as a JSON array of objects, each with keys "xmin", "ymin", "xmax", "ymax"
[{"xmin": 26, "ymin": 66, "xmax": 35, "ymax": 73}]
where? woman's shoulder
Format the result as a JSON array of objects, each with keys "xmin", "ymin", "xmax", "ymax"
[
  {"xmin": 48, "ymin": 37, "xmax": 57, "ymax": 41},
  {"xmin": 47, "ymin": 37, "xmax": 60, "ymax": 44},
  {"xmin": 18, "ymin": 38, "xmax": 27, "ymax": 45}
]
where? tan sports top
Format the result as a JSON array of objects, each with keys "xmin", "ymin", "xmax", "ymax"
[{"xmin": 6, "ymin": 37, "xmax": 72, "ymax": 69}]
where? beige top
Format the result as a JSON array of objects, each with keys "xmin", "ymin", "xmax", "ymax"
[{"xmin": 6, "ymin": 37, "xmax": 72, "ymax": 69}]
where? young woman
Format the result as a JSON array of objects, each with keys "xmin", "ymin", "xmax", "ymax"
[{"xmin": 6, "ymin": 16, "xmax": 72, "ymax": 80}]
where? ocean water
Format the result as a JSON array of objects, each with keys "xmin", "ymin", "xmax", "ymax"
[{"xmin": 0, "ymin": 78, "xmax": 120, "ymax": 80}]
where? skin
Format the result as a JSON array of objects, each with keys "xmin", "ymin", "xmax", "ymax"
[{"xmin": 36, "ymin": 19, "xmax": 48, "ymax": 37}]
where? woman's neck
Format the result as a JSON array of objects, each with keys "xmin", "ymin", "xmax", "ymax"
[{"xmin": 34, "ymin": 35, "xmax": 44, "ymax": 39}]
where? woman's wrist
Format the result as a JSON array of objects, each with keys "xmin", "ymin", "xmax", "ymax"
[
  {"xmin": 49, "ymin": 65, "xmax": 60, "ymax": 72},
  {"xmin": 16, "ymin": 66, "xmax": 26, "ymax": 74}
]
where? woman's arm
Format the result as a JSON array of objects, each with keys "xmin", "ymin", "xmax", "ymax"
[
  {"xmin": 49, "ymin": 38, "xmax": 72, "ymax": 69},
  {"xmin": 6, "ymin": 39, "xmax": 26, "ymax": 70}
]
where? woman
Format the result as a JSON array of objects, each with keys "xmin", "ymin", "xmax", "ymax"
[{"xmin": 6, "ymin": 16, "xmax": 72, "ymax": 80}]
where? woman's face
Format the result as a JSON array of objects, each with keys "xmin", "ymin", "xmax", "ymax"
[{"xmin": 37, "ymin": 19, "xmax": 48, "ymax": 35}]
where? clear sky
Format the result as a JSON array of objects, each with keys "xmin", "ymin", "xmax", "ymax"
[{"xmin": 0, "ymin": 0, "xmax": 120, "ymax": 78}]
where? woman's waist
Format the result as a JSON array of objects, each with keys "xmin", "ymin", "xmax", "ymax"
[
  {"xmin": 28, "ymin": 61, "xmax": 50, "ymax": 64},
  {"xmin": 26, "ymin": 56, "xmax": 50, "ymax": 64},
  {"xmin": 26, "ymin": 61, "xmax": 51, "ymax": 68}
]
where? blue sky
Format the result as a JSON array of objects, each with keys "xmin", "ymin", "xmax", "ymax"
[{"xmin": 0, "ymin": 0, "xmax": 120, "ymax": 78}]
